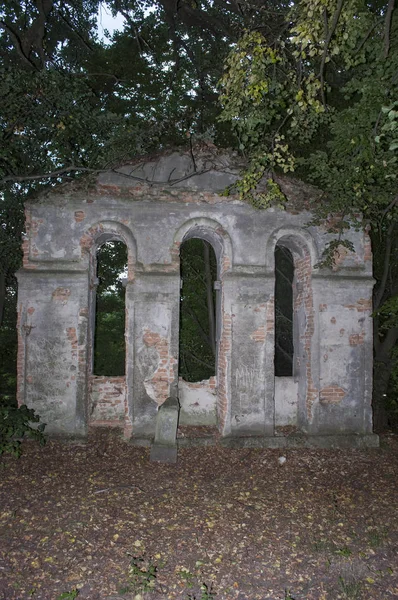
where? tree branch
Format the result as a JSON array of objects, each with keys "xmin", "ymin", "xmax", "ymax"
[
  {"xmin": 0, "ymin": 20, "xmax": 38, "ymax": 70},
  {"xmin": 0, "ymin": 165, "xmax": 102, "ymax": 185},
  {"xmin": 319, "ymin": 0, "xmax": 344, "ymax": 107},
  {"xmin": 384, "ymin": 0, "xmax": 395, "ymax": 58},
  {"xmin": 355, "ymin": 17, "xmax": 383, "ymax": 55},
  {"xmin": 180, "ymin": 347, "xmax": 215, "ymax": 370},
  {"xmin": 275, "ymin": 340, "xmax": 293, "ymax": 364},
  {"xmin": 374, "ymin": 220, "xmax": 396, "ymax": 310},
  {"xmin": 58, "ymin": 11, "xmax": 94, "ymax": 53},
  {"xmin": 184, "ymin": 304, "xmax": 212, "ymax": 349}
]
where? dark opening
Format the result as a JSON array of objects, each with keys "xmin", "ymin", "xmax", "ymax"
[
  {"xmin": 274, "ymin": 245, "xmax": 294, "ymax": 376},
  {"xmin": 179, "ymin": 238, "xmax": 217, "ymax": 382},
  {"xmin": 94, "ymin": 241, "xmax": 128, "ymax": 376}
]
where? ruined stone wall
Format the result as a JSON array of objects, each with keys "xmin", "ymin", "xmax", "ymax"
[{"xmin": 16, "ymin": 150, "xmax": 376, "ymax": 444}]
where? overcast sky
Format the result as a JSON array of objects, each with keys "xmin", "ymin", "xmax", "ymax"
[{"xmin": 97, "ymin": 4, "xmax": 126, "ymax": 41}]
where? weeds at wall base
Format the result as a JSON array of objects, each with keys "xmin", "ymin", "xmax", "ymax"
[{"xmin": 0, "ymin": 398, "xmax": 46, "ymax": 457}]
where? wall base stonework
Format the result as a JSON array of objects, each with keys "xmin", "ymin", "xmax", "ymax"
[{"xmin": 126, "ymin": 432, "xmax": 379, "ymax": 449}]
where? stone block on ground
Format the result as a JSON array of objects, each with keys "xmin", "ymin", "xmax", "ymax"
[{"xmin": 150, "ymin": 397, "xmax": 180, "ymax": 463}]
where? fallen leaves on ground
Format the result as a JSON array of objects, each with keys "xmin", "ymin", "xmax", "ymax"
[{"xmin": 0, "ymin": 429, "xmax": 397, "ymax": 600}]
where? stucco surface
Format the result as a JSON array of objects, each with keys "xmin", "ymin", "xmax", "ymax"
[{"xmin": 17, "ymin": 149, "xmax": 377, "ymax": 446}]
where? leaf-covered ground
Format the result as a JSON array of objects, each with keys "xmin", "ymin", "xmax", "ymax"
[{"xmin": 0, "ymin": 429, "xmax": 397, "ymax": 600}]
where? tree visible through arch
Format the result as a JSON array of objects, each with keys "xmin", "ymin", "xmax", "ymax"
[
  {"xmin": 94, "ymin": 241, "xmax": 128, "ymax": 376},
  {"xmin": 274, "ymin": 244, "xmax": 294, "ymax": 377},
  {"xmin": 179, "ymin": 238, "xmax": 217, "ymax": 382}
]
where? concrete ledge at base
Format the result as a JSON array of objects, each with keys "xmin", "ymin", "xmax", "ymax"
[
  {"xmin": 129, "ymin": 436, "xmax": 152, "ymax": 448},
  {"xmin": 130, "ymin": 433, "xmax": 380, "ymax": 449},
  {"xmin": 221, "ymin": 434, "xmax": 380, "ymax": 449},
  {"xmin": 178, "ymin": 436, "xmax": 217, "ymax": 448},
  {"xmin": 150, "ymin": 444, "xmax": 178, "ymax": 463}
]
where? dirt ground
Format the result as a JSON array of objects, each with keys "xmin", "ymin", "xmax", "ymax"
[{"xmin": 0, "ymin": 429, "xmax": 397, "ymax": 600}]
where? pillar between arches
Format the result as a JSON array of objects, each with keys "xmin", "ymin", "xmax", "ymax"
[
  {"xmin": 223, "ymin": 270, "xmax": 275, "ymax": 437},
  {"xmin": 128, "ymin": 269, "xmax": 180, "ymax": 439}
]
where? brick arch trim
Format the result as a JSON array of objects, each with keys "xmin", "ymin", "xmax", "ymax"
[
  {"xmin": 80, "ymin": 220, "xmax": 137, "ymax": 282},
  {"xmin": 173, "ymin": 217, "xmax": 233, "ymax": 274},
  {"xmin": 265, "ymin": 226, "xmax": 319, "ymax": 271}
]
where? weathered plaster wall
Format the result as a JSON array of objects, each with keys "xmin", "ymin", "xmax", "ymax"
[
  {"xmin": 17, "ymin": 272, "xmax": 89, "ymax": 436},
  {"xmin": 275, "ymin": 377, "xmax": 299, "ymax": 427},
  {"xmin": 16, "ymin": 149, "xmax": 376, "ymax": 445},
  {"xmin": 178, "ymin": 377, "xmax": 217, "ymax": 426}
]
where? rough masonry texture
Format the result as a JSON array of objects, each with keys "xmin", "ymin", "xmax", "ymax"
[{"xmin": 17, "ymin": 147, "xmax": 378, "ymax": 447}]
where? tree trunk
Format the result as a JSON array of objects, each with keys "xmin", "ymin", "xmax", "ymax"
[
  {"xmin": 0, "ymin": 271, "xmax": 5, "ymax": 329},
  {"xmin": 372, "ymin": 358, "xmax": 392, "ymax": 432},
  {"xmin": 373, "ymin": 315, "xmax": 398, "ymax": 431},
  {"xmin": 203, "ymin": 241, "xmax": 216, "ymax": 356}
]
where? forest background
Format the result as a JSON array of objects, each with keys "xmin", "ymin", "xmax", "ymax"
[{"xmin": 0, "ymin": 0, "xmax": 397, "ymax": 432}]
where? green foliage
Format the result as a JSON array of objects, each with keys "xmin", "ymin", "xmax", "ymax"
[
  {"xmin": 373, "ymin": 295, "xmax": 398, "ymax": 331},
  {"xmin": 0, "ymin": 397, "xmax": 46, "ymax": 457},
  {"xmin": 119, "ymin": 555, "xmax": 157, "ymax": 595},
  {"xmin": 335, "ymin": 546, "xmax": 353, "ymax": 557},
  {"xmin": 94, "ymin": 241, "xmax": 127, "ymax": 376},
  {"xmin": 338, "ymin": 575, "xmax": 362, "ymax": 599},
  {"xmin": 56, "ymin": 590, "xmax": 79, "ymax": 600},
  {"xmin": 187, "ymin": 582, "xmax": 216, "ymax": 600},
  {"xmin": 315, "ymin": 239, "xmax": 356, "ymax": 270},
  {"xmin": 218, "ymin": 29, "xmax": 326, "ymax": 205},
  {"xmin": 0, "ymin": 286, "xmax": 18, "ymax": 398}
]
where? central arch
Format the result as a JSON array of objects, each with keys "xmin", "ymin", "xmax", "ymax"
[{"xmin": 174, "ymin": 219, "xmax": 233, "ymax": 431}]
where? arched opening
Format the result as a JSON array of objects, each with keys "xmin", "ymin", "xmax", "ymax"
[
  {"xmin": 178, "ymin": 238, "xmax": 217, "ymax": 382},
  {"xmin": 274, "ymin": 244, "xmax": 294, "ymax": 377},
  {"xmin": 272, "ymin": 232, "xmax": 315, "ymax": 433},
  {"xmin": 177, "ymin": 236, "xmax": 220, "ymax": 428},
  {"xmin": 93, "ymin": 240, "xmax": 128, "ymax": 376}
]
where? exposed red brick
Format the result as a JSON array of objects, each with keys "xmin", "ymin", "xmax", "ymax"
[
  {"xmin": 364, "ymin": 230, "xmax": 372, "ymax": 262},
  {"xmin": 222, "ymin": 255, "xmax": 231, "ymax": 274},
  {"xmin": 89, "ymin": 375, "xmax": 126, "ymax": 424},
  {"xmin": 52, "ymin": 287, "xmax": 71, "ymax": 302},
  {"xmin": 266, "ymin": 297, "xmax": 275, "ymax": 334},
  {"xmin": 319, "ymin": 385, "xmax": 346, "ymax": 404},
  {"xmin": 349, "ymin": 333, "xmax": 365, "ymax": 346},
  {"xmin": 217, "ymin": 307, "xmax": 232, "ymax": 431},
  {"xmin": 74, "ymin": 210, "xmax": 86, "ymax": 223},
  {"xmin": 16, "ymin": 303, "xmax": 28, "ymax": 406},
  {"xmin": 332, "ymin": 244, "xmax": 353, "ymax": 270},
  {"xmin": 250, "ymin": 325, "xmax": 266, "ymax": 342},
  {"xmin": 294, "ymin": 248, "xmax": 317, "ymax": 419},
  {"xmin": 79, "ymin": 223, "xmax": 105, "ymax": 253},
  {"xmin": 179, "ymin": 376, "xmax": 217, "ymax": 391},
  {"xmin": 344, "ymin": 298, "xmax": 372, "ymax": 312}
]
